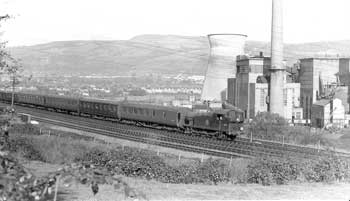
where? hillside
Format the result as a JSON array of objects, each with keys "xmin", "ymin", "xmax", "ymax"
[{"xmin": 7, "ymin": 35, "xmax": 350, "ymax": 76}]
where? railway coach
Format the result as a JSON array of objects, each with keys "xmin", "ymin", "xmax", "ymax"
[
  {"xmin": 17, "ymin": 93, "xmax": 45, "ymax": 107},
  {"xmin": 79, "ymin": 98, "xmax": 119, "ymax": 119},
  {"xmin": 119, "ymin": 102, "xmax": 188, "ymax": 128},
  {"xmin": 0, "ymin": 91, "xmax": 14, "ymax": 103},
  {"xmin": 45, "ymin": 95, "xmax": 79, "ymax": 113}
]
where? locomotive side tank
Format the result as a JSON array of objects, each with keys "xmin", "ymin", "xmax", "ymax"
[{"xmin": 183, "ymin": 108, "xmax": 244, "ymax": 139}]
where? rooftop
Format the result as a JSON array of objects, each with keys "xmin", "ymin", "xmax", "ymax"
[
  {"xmin": 300, "ymin": 57, "xmax": 350, "ymax": 61},
  {"xmin": 313, "ymin": 99, "xmax": 331, "ymax": 106}
]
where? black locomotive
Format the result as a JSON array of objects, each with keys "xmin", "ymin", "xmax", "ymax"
[{"xmin": 0, "ymin": 91, "xmax": 244, "ymax": 139}]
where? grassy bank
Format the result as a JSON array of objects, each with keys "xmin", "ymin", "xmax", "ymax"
[{"xmin": 9, "ymin": 124, "xmax": 350, "ymax": 186}]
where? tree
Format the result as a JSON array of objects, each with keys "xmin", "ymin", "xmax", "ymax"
[
  {"xmin": 4, "ymin": 57, "xmax": 23, "ymax": 109},
  {"xmin": 0, "ymin": 15, "xmax": 27, "ymax": 112},
  {"xmin": 0, "ymin": 15, "xmax": 10, "ymax": 69}
]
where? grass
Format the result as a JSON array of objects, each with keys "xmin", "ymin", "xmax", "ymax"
[
  {"xmin": 9, "ymin": 123, "xmax": 350, "ymax": 186},
  {"xmin": 10, "ymin": 133, "xmax": 115, "ymax": 164}
]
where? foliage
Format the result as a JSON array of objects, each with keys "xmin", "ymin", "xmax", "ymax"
[
  {"xmin": 2, "ymin": 125, "xmax": 147, "ymax": 200},
  {"xmin": 246, "ymin": 156, "xmax": 350, "ymax": 185},
  {"xmin": 248, "ymin": 112, "xmax": 288, "ymax": 139},
  {"xmin": 7, "ymin": 122, "xmax": 350, "ymax": 189},
  {"xmin": 9, "ymin": 133, "xmax": 108, "ymax": 164},
  {"xmin": 74, "ymin": 148, "xmax": 233, "ymax": 184},
  {"xmin": 0, "ymin": 152, "xmax": 55, "ymax": 201},
  {"xmin": 247, "ymin": 112, "xmax": 333, "ymax": 146}
]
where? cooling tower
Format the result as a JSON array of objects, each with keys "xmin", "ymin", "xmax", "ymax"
[{"xmin": 201, "ymin": 34, "xmax": 247, "ymax": 102}]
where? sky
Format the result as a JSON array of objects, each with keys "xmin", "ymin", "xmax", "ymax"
[{"xmin": 0, "ymin": 0, "xmax": 349, "ymax": 46}]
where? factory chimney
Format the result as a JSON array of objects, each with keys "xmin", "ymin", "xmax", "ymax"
[
  {"xmin": 269, "ymin": 0, "xmax": 285, "ymax": 117},
  {"xmin": 201, "ymin": 34, "xmax": 247, "ymax": 102}
]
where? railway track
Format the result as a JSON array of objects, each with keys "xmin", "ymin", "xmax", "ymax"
[{"xmin": 6, "ymin": 103, "xmax": 350, "ymax": 159}]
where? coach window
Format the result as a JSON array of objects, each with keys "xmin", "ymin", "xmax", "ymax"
[
  {"xmin": 134, "ymin": 108, "xmax": 137, "ymax": 114},
  {"xmin": 152, "ymin": 110, "xmax": 155, "ymax": 117},
  {"xmin": 163, "ymin": 112, "xmax": 166, "ymax": 119}
]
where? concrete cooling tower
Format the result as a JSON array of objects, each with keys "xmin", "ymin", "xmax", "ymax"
[{"xmin": 201, "ymin": 34, "xmax": 247, "ymax": 102}]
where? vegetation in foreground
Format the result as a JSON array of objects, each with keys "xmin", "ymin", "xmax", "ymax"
[
  {"xmin": 3, "ymin": 111, "xmax": 350, "ymax": 200},
  {"xmin": 9, "ymin": 123, "xmax": 350, "ymax": 187}
]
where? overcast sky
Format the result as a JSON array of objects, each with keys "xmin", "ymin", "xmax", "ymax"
[{"xmin": 1, "ymin": 0, "xmax": 349, "ymax": 46}]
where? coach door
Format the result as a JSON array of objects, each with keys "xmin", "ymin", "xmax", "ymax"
[{"xmin": 176, "ymin": 112, "xmax": 181, "ymax": 126}]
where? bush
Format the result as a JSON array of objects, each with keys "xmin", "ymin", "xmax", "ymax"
[
  {"xmin": 246, "ymin": 156, "xmax": 350, "ymax": 185},
  {"xmin": 247, "ymin": 112, "xmax": 333, "ymax": 146},
  {"xmin": 10, "ymin": 124, "xmax": 350, "ymax": 186}
]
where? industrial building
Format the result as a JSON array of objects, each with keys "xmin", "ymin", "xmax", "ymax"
[
  {"xmin": 299, "ymin": 57, "xmax": 350, "ymax": 124},
  {"xmin": 311, "ymin": 98, "xmax": 347, "ymax": 128},
  {"xmin": 227, "ymin": 54, "xmax": 301, "ymax": 121},
  {"xmin": 201, "ymin": 0, "xmax": 350, "ymax": 128},
  {"xmin": 299, "ymin": 58, "xmax": 341, "ymax": 120}
]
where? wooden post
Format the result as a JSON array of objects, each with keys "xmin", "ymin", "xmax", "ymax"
[
  {"xmin": 122, "ymin": 144, "xmax": 124, "ymax": 151},
  {"xmin": 157, "ymin": 149, "xmax": 160, "ymax": 156},
  {"xmin": 318, "ymin": 140, "xmax": 320, "ymax": 152},
  {"xmin": 201, "ymin": 153, "xmax": 204, "ymax": 163},
  {"xmin": 48, "ymin": 130, "xmax": 51, "ymax": 136},
  {"xmin": 178, "ymin": 153, "xmax": 181, "ymax": 161},
  {"xmin": 250, "ymin": 131, "xmax": 253, "ymax": 142},
  {"xmin": 229, "ymin": 156, "xmax": 233, "ymax": 167},
  {"xmin": 39, "ymin": 128, "xmax": 42, "ymax": 135},
  {"xmin": 282, "ymin": 136, "xmax": 284, "ymax": 146}
]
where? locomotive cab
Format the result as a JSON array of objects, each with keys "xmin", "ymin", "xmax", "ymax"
[{"xmin": 227, "ymin": 110, "xmax": 244, "ymax": 137}]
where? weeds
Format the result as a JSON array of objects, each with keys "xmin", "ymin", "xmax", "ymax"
[{"xmin": 9, "ymin": 123, "xmax": 350, "ymax": 186}]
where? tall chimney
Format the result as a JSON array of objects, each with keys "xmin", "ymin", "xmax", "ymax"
[
  {"xmin": 201, "ymin": 34, "xmax": 247, "ymax": 102},
  {"xmin": 269, "ymin": 0, "xmax": 285, "ymax": 117}
]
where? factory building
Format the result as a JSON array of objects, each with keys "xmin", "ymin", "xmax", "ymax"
[
  {"xmin": 338, "ymin": 58, "xmax": 350, "ymax": 111},
  {"xmin": 299, "ymin": 58, "xmax": 350, "ymax": 121},
  {"xmin": 311, "ymin": 98, "xmax": 347, "ymax": 128},
  {"xmin": 299, "ymin": 58, "xmax": 340, "ymax": 120},
  {"xmin": 227, "ymin": 54, "xmax": 301, "ymax": 121}
]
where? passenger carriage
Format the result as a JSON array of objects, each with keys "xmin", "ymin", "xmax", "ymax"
[
  {"xmin": 79, "ymin": 98, "xmax": 119, "ymax": 118},
  {"xmin": 45, "ymin": 95, "xmax": 79, "ymax": 113},
  {"xmin": 119, "ymin": 102, "xmax": 188, "ymax": 128}
]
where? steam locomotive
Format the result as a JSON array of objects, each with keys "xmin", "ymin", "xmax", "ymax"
[{"xmin": 0, "ymin": 91, "xmax": 244, "ymax": 140}]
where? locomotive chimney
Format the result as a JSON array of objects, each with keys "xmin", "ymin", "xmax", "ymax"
[
  {"xmin": 201, "ymin": 34, "xmax": 247, "ymax": 102},
  {"xmin": 269, "ymin": 0, "xmax": 285, "ymax": 117}
]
